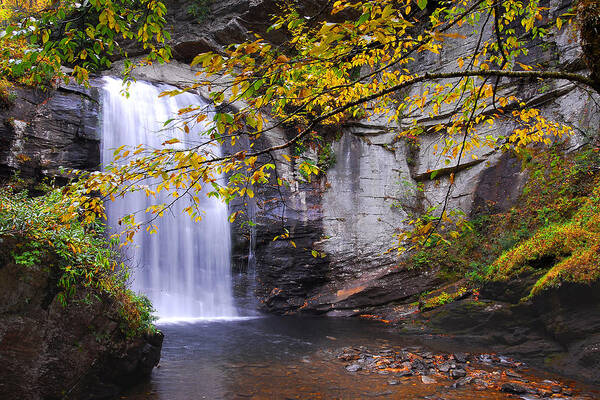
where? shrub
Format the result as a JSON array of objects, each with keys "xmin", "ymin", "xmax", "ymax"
[
  {"xmin": 187, "ymin": 0, "xmax": 212, "ymax": 22},
  {"xmin": 0, "ymin": 184, "xmax": 156, "ymax": 335},
  {"xmin": 0, "ymin": 78, "xmax": 16, "ymax": 108}
]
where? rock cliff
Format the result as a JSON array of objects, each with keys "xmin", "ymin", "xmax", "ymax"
[
  {"xmin": 103, "ymin": 0, "xmax": 599, "ymax": 316},
  {"xmin": 0, "ymin": 81, "xmax": 101, "ymax": 183}
]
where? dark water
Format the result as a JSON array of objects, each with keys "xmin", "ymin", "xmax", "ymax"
[
  {"xmin": 121, "ymin": 315, "xmax": 599, "ymax": 400},
  {"xmin": 122, "ymin": 274, "xmax": 599, "ymax": 400},
  {"xmin": 124, "ymin": 316, "xmax": 405, "ymax": 399}
]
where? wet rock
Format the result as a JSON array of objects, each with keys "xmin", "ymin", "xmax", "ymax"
[
  {"xmin": 363, "ymin": 391, "xmax": 394, "ymax": 398},
  {"xmin": 346, "ymin": 364, "xmax": 362, "ymax": 372},
  {"xmin": 421, "ymin": 375, "xmax": 437, "ymax": 384},
  {"xmin": 551, "ymin": 385, "xmax": 562, "ymax": 394},
  {"xmin": 411, "ymin": 358, "xmax": 428, "ymax": 371},
  {"xmin": 472, "ymin": 378, "xmax": 489, "ymax": 388},
  {"xmin": 450, "ymin": 369, "xmax": 467, "ymax": 379},
  {"xmin": 478, "ymin": 354, "xmax": 494, "ymax": 364},
  {"xmin": 387, "ymin": 380, "xmax": 399, "ymax": 385},
  {"xmin": 538, "ymin": 389, "xmax": 552, "ymax": 397},
  {"xmin": 453, "ymin": 353, "xmax": 468, "ymax": 363},
  {"xmin": 500, "ymin": 382, "xmax": 528, "ymax": 394},
  {"xmin": 505, "ymin": 369, "xmax": 521, "ymax": 378},
  {"xmin": 451, "ymin": 377, "xmax": 473, "ymax": 388},
  {"xmin": 339, "ymin": 352, "xmax": 358, "ymax": 362},
  {"xmin": 417, "ymin": 283, "xmax": 600, "ymax": 385},
  {"xmin": 438, "ymin": 363, "xmax": 451, "ymax": 373},
  {"xmin": 396, "ymin": 369, "xmax": 413, "ymax": 377}
]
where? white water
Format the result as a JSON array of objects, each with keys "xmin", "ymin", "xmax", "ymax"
[{"xmin": 101, "ymin": 76, "xmax": 238, "ymax": 321}]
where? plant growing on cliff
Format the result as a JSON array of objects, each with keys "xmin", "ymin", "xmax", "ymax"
[
  {"xmin": 0, "ymin": 184, "xmax": 156, "ymax": 334},
  {"xmin": 63, "ymin": 0, "xmax": 599, "ymax": 251},
  {"xmin": 403, "ymin": 145, "xmax": 600, "ymax": 298},
  {"xmin": 187, "ymin": 0, "xmax": 213, "ymax": 23},
  {"xmin": 0, "ymin": 77, "xmax": 15, "ymax": 107}
]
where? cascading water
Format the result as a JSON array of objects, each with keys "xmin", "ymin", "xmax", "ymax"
[{"xmin": 101, "ymin": 76, "xmax": 237, "ymax": 321}]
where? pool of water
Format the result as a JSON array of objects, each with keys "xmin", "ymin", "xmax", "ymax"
[
  {"xmin": 124, "ymin": 316, "xmax": 401, "ymax": 399},
  {"xmin": 121, "ymin": 315, "xmax": 599, "ymax": 400}
]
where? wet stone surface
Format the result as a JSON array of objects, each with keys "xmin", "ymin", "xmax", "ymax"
[{"xmin": 336, "ymin": 346, "xmax": 598, "ymax": 399}]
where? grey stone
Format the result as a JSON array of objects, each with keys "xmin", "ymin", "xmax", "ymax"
[
  {"xmin": 501, "ymin": 382, "xmax": 528, "ymax": 394},
  {"xmin": 438, "ymin": 363, "xmax": 451, "ymax": 373},
  {"xmin": 421, "ymin": 375, "xmax": 437, "ymax": 384},
  {"xmin": 0, "ymin": 83, "xmax": 101, "ymax": 181},
  {"xmin": 450, "ymin": 369, "xmax": 467, "ymax": 379},
  {"xmin": 346, "ymin": 364, "xmax": 362, "ymax": 372}
]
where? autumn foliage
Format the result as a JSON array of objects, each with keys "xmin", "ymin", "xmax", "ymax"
[{"xmin": 68, "ymin": 0, "xmax": 598, "ymax": 251}]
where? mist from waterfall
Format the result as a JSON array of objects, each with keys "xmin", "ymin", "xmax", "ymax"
[{"xmin": 101, "ymin": 76, "xmax": 238, "ymax": 322}]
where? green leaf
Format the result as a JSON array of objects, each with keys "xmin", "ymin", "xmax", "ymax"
[
  {"xmin": 356, "ymin": 12, "xmax": 370, "ymax": 26},
  {"xmin": 417, "ymin": 0, "xmax": 428, "ymax": 10}
]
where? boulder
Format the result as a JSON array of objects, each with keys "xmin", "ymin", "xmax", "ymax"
[{"xmin": 0, "ymin": 253, "xmax": 162, "ymax": 400}]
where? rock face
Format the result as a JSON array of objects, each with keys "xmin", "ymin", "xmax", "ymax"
[
  {"xmin": 0, "ymin": 81, "xmax": 101, "ymax": 182},
  {"xmin": 117, "ymin": 0, "xmax": 600, "ymax": 316},
  {"xmin": 0, "ymin": 253, "xmax": 162, "ymax": 400},
  {"xmin": 247, "ymin": 0, "xmax": 599, "ymax": 314},
  {"xmin": 164, "ymin": 0, "xmax": 326, "ymax": 62}
]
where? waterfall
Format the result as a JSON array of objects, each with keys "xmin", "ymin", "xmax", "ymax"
[{"xmin": 101, "ymin": 76, "xmax": 238, "ymax": 321}]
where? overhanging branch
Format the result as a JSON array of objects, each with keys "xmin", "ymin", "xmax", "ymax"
[{"xmin": 208, "ymin": 68, "xmax": 597, "ymax": 162}]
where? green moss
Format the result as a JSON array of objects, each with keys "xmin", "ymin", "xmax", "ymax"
[
  {"xmin": 421, "ymin": 287, "xmax": 468, "ymax": 310},
  {"xmin": 484, "ymin": 148, "xmax": 600, "ymax": 298},
  {"xmin": 487, "ymin": 187, "xmax": 600, "ymax": 297},
  {"xmin": 403, "ymin": 145, "xmax": 600, "ymax": 300}
]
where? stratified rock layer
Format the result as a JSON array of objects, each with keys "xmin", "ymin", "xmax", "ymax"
[{"xmin": 0, "ymin": 81, "xmax": 101, "ymax": 182}]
